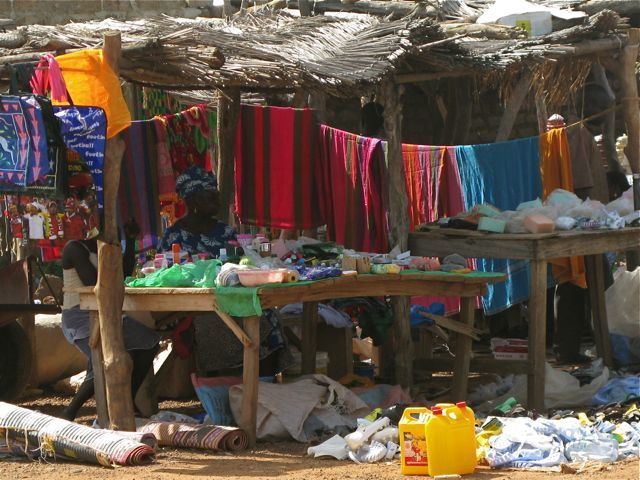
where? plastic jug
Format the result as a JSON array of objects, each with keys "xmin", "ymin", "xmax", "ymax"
[
  {"xmin": 399, "ymin": 407, "xmax": 430, "ymax": 475},
  {"xmin": 425, "ymin": 402, "xmax": 477, "ymax": 477}
]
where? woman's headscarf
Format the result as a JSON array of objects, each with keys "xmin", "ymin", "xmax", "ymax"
[{"xmin": 175, "ymin": 166, "xmax": 217, "ymax": 199}]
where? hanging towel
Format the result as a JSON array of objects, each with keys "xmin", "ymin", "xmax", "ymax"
[
  {"xmin": 403, "ymin": 144, "xmax": 467, "ymax": 315},
  {"xmin": 319, "ymin": 125, "xmax": 388, "ymax": 253},
  {"xmin": 540, "ymin": 128, "xmax": 586, "ymax": 288},
  {"xmin": 54, "ymin": 49, "xmax": 131, "ymax": 138},
  {"xmin": 153, "ymin": 119, "xmax": 176, "ymax": 196},
  {"xmin": 235, "ymin": 105, "xmax": 324, "ymax": 230},
  {"xmin": 54, "ymin": 106, "xmax": 107, "ymax": 211},
  {"xmin": 118, "ymin": 121, "xmax": 161, "ymax": 251},
  {"xmin": 456, "ymin": 136, "xmax": 542, "ymax": 315},
  {"xmin": 0, "ymin": 95, "xmax": 50, "ymax": 192}
]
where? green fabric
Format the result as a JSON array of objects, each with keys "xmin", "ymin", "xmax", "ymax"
[
  {"xmin": 215, "ymin": 286, "xmax": 262, "ymax": 317},
  {"xmin": 125, "ymin": 260, "xmax": 222, "ymax": 287}
]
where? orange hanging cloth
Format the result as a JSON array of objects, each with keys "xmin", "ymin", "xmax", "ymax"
[
  {"xmin": 54, "ymin": 49, "xmax": 131, "ymax": 138},
  {"xmin": 539, "ymin": 127, "xmax": 586, "ymax": 288}
]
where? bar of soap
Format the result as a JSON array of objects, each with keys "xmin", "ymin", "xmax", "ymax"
[
  {"xmin": 477, "ymin": 203, "xmax": 501, "ymax": 218},
  {"xmin": 524, "ymin": 214, "xmax": 555, "ymax": 233},
  {"xmin": 516, "ymin": 198, "xmax": 543, "ymax": 211},
  {"xmin": 478, "ymin": 217, "xmax": 506, "ymax": 233}
]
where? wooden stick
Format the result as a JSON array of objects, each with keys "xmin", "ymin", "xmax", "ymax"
[
  {"xmin": 534, "ymin": 91, "xmax": 548, "ymax": 135},
  {"xmin": 495, "ymin": 73, "xmax": 532, "ymax": 142},
  {"xmin": 216, "ymin": 88, "xmax": 241, "ymax": 225},
  {"xmin": 90, "ymin": 311, "xmax": 109, "ymax": 427},
  {"xmin": 395, "ymin": 70, "xmax": 473, "ymax": 85},
  {"xmin": 418, "ymin": 312, "xmax": 483, "ymax": 341},
  {"xmin": 95, "ymin": 32, "xmax": 135, "ymax": 432},
  {"xmin": 620, "ymin": 29, "xmax": 639, "ymax": 174},
  {"xmin": 211, "ymin": 301, "xmax": 253, "ymax": 348},
  {"xmin": 451, "ymin": 297, "xmax": 475, "ymax": 401},
  {"xmin": 382, "ymin": 80, "xmax": 413, "ymax": 388},
  {"xmin": 240, "ymin": 316, "xmax": 260, "ymax": 447},
  {"xmin": 527, "ymin": 259, "xmax": 547, "ymax": 411}
]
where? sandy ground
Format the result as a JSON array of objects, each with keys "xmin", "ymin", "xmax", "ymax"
[{"xmin": 1, "ymin": 394, "xmax": 637, "ymax": 480}]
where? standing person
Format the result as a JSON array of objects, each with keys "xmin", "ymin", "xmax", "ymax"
[{"xmin": 61, "ymin": 222, "xmax": 160, "ymax": 421}]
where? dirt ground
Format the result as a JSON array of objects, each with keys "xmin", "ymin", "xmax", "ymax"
[{"xmin": 2, "ymin": 394, "xmax": 637, "ymax": 480}]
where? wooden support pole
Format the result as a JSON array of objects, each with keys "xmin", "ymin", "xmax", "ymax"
[
  {"xmin": 298, "ymin": 0, "xmax": 312, "ymax": 16},
  {"xmin": 451, "ymin": 297, "xmax": 475, "ymax": 401},
  {"xmin": 527, "ymin": 259, "xmax": 547, "ymax": 412},
  {"xmin": 620, "ymin": 29, "xmax": 640, "ymax": 174},
  {"xmin": 240, "ymin": 316, "xmax": 260, "ymax": 447},
  {"xmin": 216, "ymin": 88, "xmax": 241, "ymax": 226},
  {"xmin": 584, "ymin": 255, "xmax": 613, "ymax": 368},
  {"xmin": 95, "ymin": 32, "xmax": 135, "ymax": 431},
  {"xmin": 382, "ymin": 81, "xmax": 413, "ymax": 388},
  {"xmin": 90, "ymin": 311, "xmax": 109, "ymax": 427},
  {"xmin": 301, "ymin": 301, "xmax": 319, "ymax": 374},
  {"xmin": 495, "ymin": 74, "xmax": 532, "ymax": 142},
  {"xmin": 534, "ymin": 91, "xmax": 548, "ymax": 135}
]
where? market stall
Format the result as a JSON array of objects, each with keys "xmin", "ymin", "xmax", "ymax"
[{"xmin": 71, "ymin": 270, "xmax": 504, "ymax": 446}]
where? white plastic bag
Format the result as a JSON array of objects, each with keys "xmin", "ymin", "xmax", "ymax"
[{"xmin": 605, "ymin": 268, "xmax": 640, "ymax": 338}]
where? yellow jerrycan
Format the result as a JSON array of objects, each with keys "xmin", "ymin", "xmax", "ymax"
[
  {"xmin": 425, "ymin": 401, "xmax": 477, "ymax": 477},
  {"xmin": 399, "ymin": 407, "xmax": 430, "ymax": 475}
]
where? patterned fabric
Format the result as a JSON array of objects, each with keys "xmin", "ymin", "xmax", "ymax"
[
  {"xmin": 54, "ymin": 49, "xmax": 131, "ymax": 138},
  {"xmin": 118, "ymin": 121, "xmax": 162, "ymax": 251},
  {"xmin": 0, "ymin": 95, "xmax": 50, "ymax": 191},
  {"xmin": 137, "ymin": 421, "xmax": 247, "ymax": 451},
  {"xmin": 455, "ymin": 136, "xmax": 543, "ymax": 315},
  {"xmin": 235, "ymin": 105, "xmax": 324, "ymax": 229},
  {"xmin": 156, "ymin": 104, "xmax": 212, "ymax": 175},
  {"xmin": 319, "ymin": 125, "xmax": 388, "ymax": 253},
  {"xmin": 158, "ymin": 221, "xmax": 236, "ymax": 257},
  {"xmin": 175, "ymin": 165, "xmax": 217, "ymax": 199},
  {"xmin": 54, "ymin": 106, "xmax": 107, "ymax": 210}
]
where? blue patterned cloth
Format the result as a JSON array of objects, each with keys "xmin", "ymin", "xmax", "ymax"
[
  {"xmin": 158, "ymin": 221, "xmax": 236, "ymax": 257},
  {"xmin": 175, "ymin": 165, "xmax": 217, "ymax": 199},
  {"xmin": 455, "ymin": 137, "xmax": 542, "ymax": 315}
]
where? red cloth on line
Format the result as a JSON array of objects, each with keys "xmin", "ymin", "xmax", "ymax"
[
  {"xmin": 320, "ymin": 125, "xmax": 389, "ymax": 253},
  {"xmin": 235, "ymin": 105, "xmax": 325, "ymax": 230}
]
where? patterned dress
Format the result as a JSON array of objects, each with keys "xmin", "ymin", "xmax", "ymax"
[{"xmin": 158, "ymin": 221, "xmax": 236, "ymax": 257}]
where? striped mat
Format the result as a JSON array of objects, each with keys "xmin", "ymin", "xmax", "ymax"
[{"xmin": 138, "ymin": 421, "xmax": 248, "ymax": 452}]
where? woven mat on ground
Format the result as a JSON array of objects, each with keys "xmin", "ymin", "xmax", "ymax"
[
  {"xmin": 138, "ymin": 421, "xmax": 248, "ymax": 451},
  {"xmin": 0, "ymin": 402, "xmax": 155, "ymax": 466}
]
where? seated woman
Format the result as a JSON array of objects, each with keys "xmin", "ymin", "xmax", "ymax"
[
  {"xmin": 158, "ymin": 166, "xmax": 292, "ymax": 376},
  {"xmin": 61, "ymin": 223, "xmax": 160, "ymax": 421}
]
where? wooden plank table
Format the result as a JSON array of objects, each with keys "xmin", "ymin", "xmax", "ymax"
[
  {"xmin": 72, "ymin": 271, "xmax": 502, "ymax": 445},
  {"xmin": 409, "ymin": 227, "xmax": 640, "ymax": 411}
]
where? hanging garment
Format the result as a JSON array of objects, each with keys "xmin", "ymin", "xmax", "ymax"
[
  {"xmin": 0, "ymin": 95, "xmax": 50, "ymax": 192},
  {"xmin": 320, "ymin": 125, "xmax": 388, "ymax": 253},
  {"xmin": 54, "ymin": 106, "xmax": 107, "ymax": 211},
  {"xmin": 53, "ymin": 49, "xmax": 131, "ymax": 138},
  {"xmin": 235, "ymin": 105, "xmax": 325, "ymax": 230},
  {"xmin": 156, "ymin": 104, "xmax": 212, "ymax": 176},
  {"xmin": 29, "ymin": 53, "xmax": 68, "ymax": 102},
  {"xmin": 456, "ymin": 136, "xmax": 543, "ymax": 315},
  {"xmin": 402, "ymin": 144, "xmax": 469, "ymax": 316},
  {"xmin": 540, "ymin": 128, "xmax": 586, "ymax": 288},
  {"xmin": 118, "ymin": 121, "xmax": 162, "ymax": 252},
  {"xmin": 7, "ymin": 63, "xmax": 36, "ymax": 95},
  {"xmin": 153, "ymin": 119, "xmax": 177, "ymax": 196}
]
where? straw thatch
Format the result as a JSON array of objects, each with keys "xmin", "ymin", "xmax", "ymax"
[{"xmin": 0, "ymin": 7, "xmax": 630, "ymax": 99}]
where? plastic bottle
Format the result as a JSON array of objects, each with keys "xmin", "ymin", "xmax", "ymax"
[
  {"xmin": 399, "ymin": 407, "xmax": 430, "ymax": 475},
  {"xmin": 565, "ymin": 436, "xmax": 619, "ymax": 463},
  {"xmin": 425, "ymin": 402, "xmax": 477, "ymax": 477},
  {"xmin": 171, "ymin": 243, "xmax": 180, "ymax": 265}
]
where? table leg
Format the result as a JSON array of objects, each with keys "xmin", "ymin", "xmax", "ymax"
[
  {"xmin": 528, "ymin": 259, "xmax": 547, "ymax": 411},
  {"xmin": 301, "ymin": 302, "xmax": 318, "ymax": 374},
  {"xmin": 90, "ymin": 311, "xmax": 109, "ymax": 427},
  {"xmin": 240, "ymin": 315, "xmax": 260, "ymax": 448},
  {"xmin": 317, "ymin": 323, "xmax": 353, "ymax": 379},
  {"xmin": 391, "ymin": 296, "xmax": 413, "ymax": 388},
  {"xmin": 585, "ymin": 255, "xmax": 613, "ymax": 367},
  {"xmin": 452, "ymin": 297, "xmax": 475, "ymax": 401}
]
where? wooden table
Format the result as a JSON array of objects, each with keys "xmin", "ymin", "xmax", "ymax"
[
  {"xmin": 73, "ymin": 271, "xmax": 502, "ymax": 445},
  {"xmin": 409, "ymin": 227, "xmax": 640, "ymax": 411}
]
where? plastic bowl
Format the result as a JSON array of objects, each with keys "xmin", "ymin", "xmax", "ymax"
[{"xmin": 237, "ymin": 268, "xmax": 288, "ymax": 287}]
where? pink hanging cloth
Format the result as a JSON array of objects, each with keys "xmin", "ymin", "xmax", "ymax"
[{"xmin": 30, "ymin": 54, "xmax": 68, "ymax": 102}]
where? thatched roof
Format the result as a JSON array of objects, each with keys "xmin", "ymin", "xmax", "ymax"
[{"xmin": 0, "ymin": 7, "xmax": 630, "ymax": 98}]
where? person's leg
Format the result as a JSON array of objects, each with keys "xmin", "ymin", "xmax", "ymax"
[
  {"xmin": 129, "ymin": 346, "xmax": 158, "ymax": 408},
  {"xmin": 555, "ymin": 282, "xmax": 589, "ymax": 362},
  {"xmin": 62, "ymin": 337, "xmax": 94, "ymax": 421}
]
